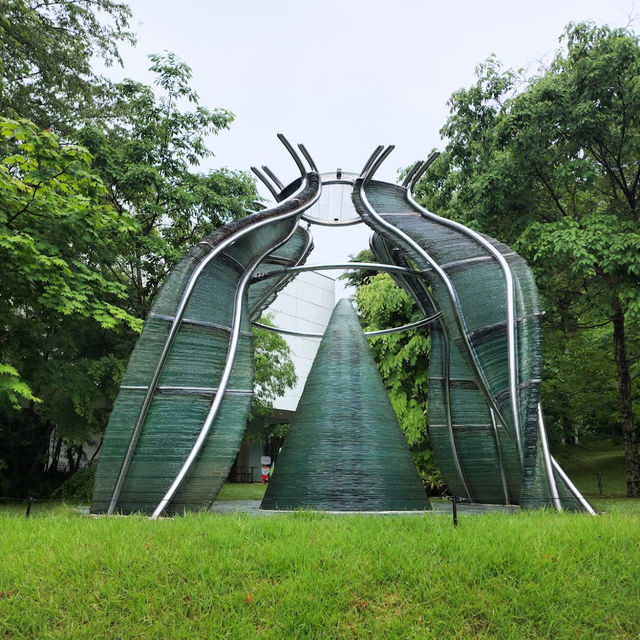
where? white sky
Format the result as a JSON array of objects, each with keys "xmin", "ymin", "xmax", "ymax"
[{"xmin": 113, "ymin": 0, "xmax": 636, "ymax": 299}]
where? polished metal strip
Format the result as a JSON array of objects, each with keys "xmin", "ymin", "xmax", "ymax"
[
  {"xmin": 251, "ymin": 261, "xmax": 421, "ymax": 283},
  {"xmin": 358, "ymin": 164, "xmax": 474, "ymax": 500},
  {"xmin": 402, "ymin": 161, "xmax": 422, "ymax": 188},
  {"xmin": 298, "ymin": 143, "xmax": 318, "ymax": 172},
  {"xmin": 277, "ymin": 134, "xmax": 306, "ymax": 177},
  {"xmin": 261, "ymin": 165, "xmax": 284, "ymax": 190},
  {"xmin": 120, "ymin": 385, "xmax": 253, "ymax": 396},
  {"xmin": 430, "ymin": 424, "xmax": 493, "ymax": 429},
  {"xmin": 252, "ymin": 323, "xmax": 323, "ymax": 339},
  {"xmin": 363, "ymin": 312, "xmax": 441, "ymax": 336},
  {"xmin": 408, "ymin": 152, "xmax": 439, "ymax": 192},
  {"xmin": 107, "ymin": 168, "xmax": 321, "ymax": 515},
  {"xmin": 251, "ymin": 312, "xmax": 442, "ymax": 340},
  {"xmin": 551, "ymin": 457, "xmax": 597, "ymax": 515},
  {"xmin": 300, "ymin": 214, "xmax": 364, "ymax": 227},
  {"xmin": 490, "ymin": 408, "xmax": 511, "ymax": 504},
  {"xmin": 148, "ymin": 313, "xmax": 252, "ymax": 336},
  {"xmin": 359, "ymin": 145, "xmax": 384, "ymax": 178},
  {"xmin": 357, "ymin": 160, "xmax": 519, "ymax": 460},
  {"xmin": 538, "ymin": 404, "xmax": 562, "ymax": 512},
  {"xmin": 251, "ymin": 166, "xmax": 281, "ymax": 202}
]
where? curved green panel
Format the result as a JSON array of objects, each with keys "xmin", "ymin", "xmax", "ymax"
[
  {"xmin": 261, "ymin": 299, "xmax": 430, "ymax": 512},
  {"xmin": 92, "ymin": 174, "xmax": 321, "ymax": 515},
  {"xmin": 355, "ymin": 179, "xmax": 585, "ymax": 510}
]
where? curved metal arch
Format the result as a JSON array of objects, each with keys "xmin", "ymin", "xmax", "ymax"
[
  {"xmin": 108, "ymin": 143, "xmax": 321, "ymax": 515},
  {"xmin": 408, "ymin": 152, "xmax": 440, "ymax": 192},
  {"xmin": 356, "ymin": 152, "xmax": 521, "ymax": 461},
  {"xmin": 151, "ymin": 220, "xmax": 305, "ymax": 519},
  {"xmin": 405, "ymin": 164, "xmax": 523, "ymax": 456},
  {"xmin": 252, "ymin": 312, "xmax": 442, "ymax": 340},
  {"xmin": 262, "ymin": 165, "xmax": 284, "ymax": 191},
  {"xmin": 251, "ymin": 166, "xmax": 281, "ymax": 202},
  {"xmin": 251, "ymin": 261, "xmax": 423, "ymax": 284},
  {"xmin": 150, "ymin": 172, "xmax": 322, "ymax": 519},
  {"xmin": 277, "ymin": 133, "xmax": 306, "ymax": 177},
  {"xmin": 367, "ymin": 232, "xmax": 475, "ymax": 502}
]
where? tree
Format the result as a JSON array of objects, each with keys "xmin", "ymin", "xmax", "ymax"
[
  {"xmin": 251, "ymin": 314, "xmax": 297, "ymax": 418},
  {"xmin": 76, "ymin": 52, "xmax": 257, "ymax": 317},
  {"xmin": 416, "ymin": 22, "xmax": 640, "ymax": 496},
  {"xmin": 352, "ymin": 271, "xmax": 440, "ymax": 487},
  {"xmin": 0, "ymin": 0, "xmax": 134, "ymax": 133},
  {"xmin": 0, "ymin": 117, "xmax": 139, "ymax": 494}
]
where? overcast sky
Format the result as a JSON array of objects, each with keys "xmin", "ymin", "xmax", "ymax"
[{"xmin": 113, "ymin": 0, "xmax": 636, "ymax": 298}]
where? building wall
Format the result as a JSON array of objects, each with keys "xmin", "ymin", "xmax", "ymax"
[{"xmin": 265, "ymin": 271, "xmax": 335, "ymax": 413}]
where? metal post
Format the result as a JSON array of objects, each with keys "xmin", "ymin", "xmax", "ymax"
[
  {"xmin": 452, "ymin": 496, "xmax": 458, "ymax": 527},
  {"xmin": 25, "ymin": 497, "xmax": 33, "ymax": 519},
  {"xmin": 596, "ymin": 473, "xmax": 603, "ymax": 495}
]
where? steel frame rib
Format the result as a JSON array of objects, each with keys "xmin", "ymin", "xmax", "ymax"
[
  {"xmin": 406, "ymin": 170, "xmax": 523, "ymax": 457},
  {"xmin": 537, "ymin": 404, "xmax": 562, "ymax": 511},
  {"xmin": 252, "ymin": 262, "xmax": 420, "ymax": 284},
  {"xmin": 368, "ymin": 232, "xmax": 474, "ymax": 502},
  {"xmin": 108, "ymin": 137, "xmax": 319, "ymax": 515},
  {"xmin": 550, "ymin": 458, "xmax": 597, "ymax": 514}
]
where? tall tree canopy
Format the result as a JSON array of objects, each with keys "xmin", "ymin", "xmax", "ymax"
[
  {"xmin": 76, "ymin": 52, "xmax": 257, "ymax": 316},
  {"xmin": 416, "ymin": 22, "xmax": 640, "ymax": 496},
  {"xmin": 0, "ymin": 0, "xmax": 134, "ymax": 133}
]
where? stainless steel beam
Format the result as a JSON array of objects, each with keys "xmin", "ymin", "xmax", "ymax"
[
  {"xmin": 538, "ymin": 404, "xmax": 562, "ymax": 511},
  {"xmin": 551, "ymin": 457, "xmax": 597, "ymax": 515},
  {"xmin": 251, "ymin": 166, "xmax": 281, "ymax": 202},
  {"xmin": 406, "ymin": 170, "xmax": 523, "ymax": 457}
]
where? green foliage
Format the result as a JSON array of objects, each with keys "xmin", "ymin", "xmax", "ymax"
[
  {"xmin": 0, "ymin": 117, "xmax": 140, "ymax": 404},
  {"xmin": 0, "ymin": 0, "xmax": 135, "ymax": 132},
  {"xmin": 53, "ymin": 463, "xmax": 96, "ymax": 502},
  {"xmin": 251, "ymin": 315, "xmax": 297, "ymax": 417},
  {"xmin": 0, "ymin": 13, "xmax": 270, "ymax": 500},
  {"xmin": 355, "ymin": 273, "xmax": 430, "ymax": 447},
  {"xmin": 416, "ymin": 21, "xmax": 640, "ymax": 494},
  {"xmin": 75, "ymin": 52, "xmax": 258, "ymax": 316}
]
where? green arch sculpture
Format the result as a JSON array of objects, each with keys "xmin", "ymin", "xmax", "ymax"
[{"xmin": 91, "ymin": 137, "xmax": 595, "ymax": 516}]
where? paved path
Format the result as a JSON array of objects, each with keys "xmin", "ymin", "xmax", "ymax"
[{"xmin": 210, "ymin": 500, "xmax": 520, "ymax": 516}]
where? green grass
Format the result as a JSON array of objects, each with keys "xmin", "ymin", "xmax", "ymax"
[
  {"xmin": 216, "ymin": 482, "xmax": 267, "ymax": 501},
  {"xmin": 1, "ymin": 506, "xmax": 639, "ymax": 639},
  {"xmin": 558, "ymin": 441, "xmax": 627, "ymax": 498}
]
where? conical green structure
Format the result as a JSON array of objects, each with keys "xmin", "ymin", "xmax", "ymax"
[{"xmin": 261, "ymin": 299, "xmax": 430, "ymax": 511}]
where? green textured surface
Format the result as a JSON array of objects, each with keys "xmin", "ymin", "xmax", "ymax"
[
  {"xmin": 356, "ymin": 179, "xmax": 586, "ymax": 510},
  {"xmin": 91, "ymin": 176, "xmax": 321, "ymax": 515},
  {"xmin": 261, "ymin": 299, "xmax": 430, "ymax": 512},
  {"xmin": 248, "ymin": 226, "xmax": 311, "ymax": 319}
]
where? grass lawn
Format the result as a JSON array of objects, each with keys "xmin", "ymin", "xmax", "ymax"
[
  {"xmin": 557, "ymin": 440, "xmax": 628, "ymax": 498},
  {"xmin": 216, "ymin": 482, "xmax": 267, "ymax": 501},
  {"xmin": 1, "ymin": 504, "xmax": 639, "ymax": 639}
]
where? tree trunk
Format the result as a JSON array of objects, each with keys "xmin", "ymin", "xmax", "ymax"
[{"xmin": 611, "ymin": 294, "xmax": 640, "ymax": 497}]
